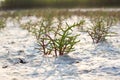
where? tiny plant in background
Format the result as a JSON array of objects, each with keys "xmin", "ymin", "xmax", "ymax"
[
  {"xmin": 87, "ymin": 16, "xmax": 117, "ymax": 43},
  {"xmin": 20, "ymin": 16, "xmax": 53, "ymax": 55},
  {"xmin": 32, "ymin": 19, "xmax": 53, "ymax": 55},
  {"xmin": 0, "ymin": 18, "xmax": 5, "ymax": 30}
]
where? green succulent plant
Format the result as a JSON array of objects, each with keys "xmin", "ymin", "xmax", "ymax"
[
  {"xmin": 25, "ymin": 16, "xmax": 83, "ymax": 57},
  {"xmin": 87, "ymin": 16, "xmax": 117, "ymax": 43}
]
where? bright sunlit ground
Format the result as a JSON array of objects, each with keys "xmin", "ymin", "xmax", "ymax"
[{"xmin": 0, "ymin": 8, "xmax": 120, "ymax": 80}]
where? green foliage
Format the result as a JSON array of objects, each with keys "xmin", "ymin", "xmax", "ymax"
[
  {"xmin": 0, "ymin": 18, "xmax": 5, "ymax": 30},
  {"xmin": 76, "ymin": 19, "xmax": 85, "ymax": 31},
  {"xmin": 21, "ymin": 16, "xmax": 53, "ymax": 55},
  {"xmin": 1, "ymin": 0, "xmax": 120, "ymax": 9},
  {"xmin": 87, "ymin": 16, "xmax": 117, "ymax": 43},
  {"xmin": 17, "ymin": 9, "xmax": 119, "ymax": 56},
  {"xmin": 33, "ymin": 19, "xmax": 53, "ymax": 55},
  {"xmin": 2, "ymin": 0, "xmax": 36, "ymax": 8},
  {"xmin": 51, "ymin": 23, "xmax": 81, "ymax": 56},
  {"xmin": 21, "ymin": 16, "xmax": 83, "ymax": 57}
]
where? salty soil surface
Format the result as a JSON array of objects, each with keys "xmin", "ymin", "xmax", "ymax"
[{"xmin": 0, "ymin": 17, "xmax": 120, "ymax": 80}]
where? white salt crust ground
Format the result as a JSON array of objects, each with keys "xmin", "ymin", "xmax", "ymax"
[{"xmin": 0, "ymin": 16, "xmax": 120, "ymax": 80}]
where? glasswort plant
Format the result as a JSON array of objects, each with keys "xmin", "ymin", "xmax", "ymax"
[{"xmin": 87, "ymin": 16, "xmax": 117, "ymax": 43}]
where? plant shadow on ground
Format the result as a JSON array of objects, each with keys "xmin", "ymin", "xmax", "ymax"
[
  {"xmin": 88, "ymin": 41, "xmax": 120, "ymax": 76},
  {"xmin": 25, "ymin": 55, "xmax": 82, "ymax": 80},
  {"xmin": 91, "ymin": 41, "xmax": 120, "ymax": 58}
]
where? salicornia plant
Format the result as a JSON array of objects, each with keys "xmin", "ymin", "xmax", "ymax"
[
  {"xmin": 87, "ymin": 16, "xmax": 117, "ymax": 43},
  {"xmin": 26, "ymin": 16, "xmax": 83, "ymax": 57},
  {"xmin": 51, "ymin": 23, "xmax": 81, "ymax": 56},
  {"xmin": 32, "ymin": 19, "xmax": 53, "ymax": 55}
]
